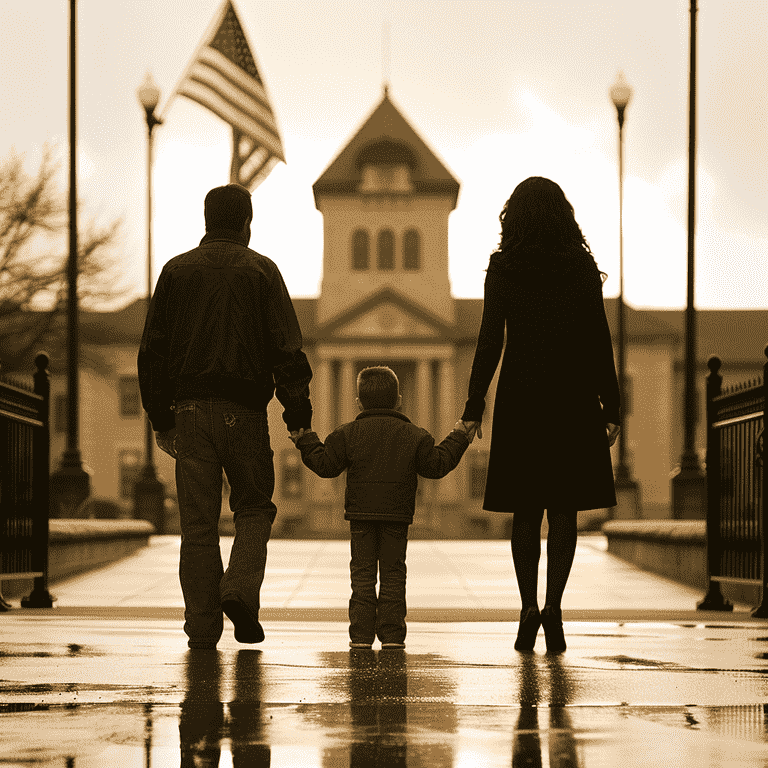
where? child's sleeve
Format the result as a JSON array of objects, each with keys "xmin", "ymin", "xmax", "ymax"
[
  {"xmin": 295, "ymin": 429, "xmax": 349, "ymax": 478},
  {"xmin": 414, "ymin": 429, "xmax": 470, "ymax": 479}
]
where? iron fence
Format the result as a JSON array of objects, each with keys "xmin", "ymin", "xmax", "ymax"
[
  {"xmin": 699, "ymin": 347, "xmax": 768, "ymax": 616},
  {"xmin": 0, "ymin": 353, "xmax": 53, "ymax": 608}
]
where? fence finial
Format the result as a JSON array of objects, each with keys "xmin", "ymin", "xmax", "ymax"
[
  {"xmin": 707, "ymin": 356, "xmax": 722, "ymax": 375},
  {"xmin": 35, "ymin": 352, "xmax": 49, "ymax": 372}
]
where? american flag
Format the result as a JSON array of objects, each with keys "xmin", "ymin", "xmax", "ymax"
[{"xmin": 175, "ymin": 0, "xmax": 285, "ymax": 189}]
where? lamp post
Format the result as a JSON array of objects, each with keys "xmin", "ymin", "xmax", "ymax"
[
  {"xmin": 133, "ymin": 73, "xmax": 165, "ymax": 533},
  {"xmin": 50, "ymin": 0, "xmax": 92, "ymax": 519},
  {"xmin": 609, "ymin": 71, "xmax": 640, "ymax": 518},
  {"xmin": 671, "ymin": 0, "xmax": 705, "ymax": 519}
]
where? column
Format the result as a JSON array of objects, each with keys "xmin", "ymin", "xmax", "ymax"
[
  {"xmin": 416, "ymin": 358, "xmax": 433, "ymax": 513},
  {"xmin": 439, "ymin": 356, "xmax": 460, "ymax": 502},
  {"xmin": 417, "ymin": 358, "xmax": 432, "ymax": 433},
  {"xmin": 310, "ymin": 357, "xmax": 333, "ymax": 505},
  {"xmin": 340, "ymin": 359, "xmax": 358, "ymax": 425}
]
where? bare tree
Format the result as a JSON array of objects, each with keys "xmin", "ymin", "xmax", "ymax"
[{"xmin": 0, "ymin": 145, "xmax": 123, "ymax": 373}]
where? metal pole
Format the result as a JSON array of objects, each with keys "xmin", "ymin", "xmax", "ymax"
[
  {"xmin": 133, "ymin": 101, "xmax": 165, "ymax": 532},
  {"xmin": 750, "ymin": 344, "xmax": 768, "ymax": 617},
  {"xmin": 22, "ymin": 353, "xmax": 55, "ymax": 607},
  {"xmin": 67, "ymin": 0, "xmax": 77, "ymax": 459},
  {"xmin": 145, "ymin": 121, "xmax": 155, "ymax": 472},
  {"xmin": 696, "ymin": 355, "xmax": 732, "ymax": 611},
  {"xmin": 50, "ymin": 0, "xmax": 91, "ymax": 517},
  {"xmin": 608, "ymin": 92, "xmax": 640, "ymax": 519},
  {"xmin": 616, "ymin": 114, "xmax": 629, "ymax": 483},
  {"xmin": 684, "ymin": 0, "xmax": 699, "ymax": 469},
  {"xmin": 672, "ymin": 0, "xmax": 705, "ymax": 518}
]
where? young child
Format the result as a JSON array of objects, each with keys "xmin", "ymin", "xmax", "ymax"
[{"xmin": 290, "ymin": 365, "xmax": 476, "ymax": 650}]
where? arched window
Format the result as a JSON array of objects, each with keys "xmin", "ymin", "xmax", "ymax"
[
  {"xmin": 403, "ymin": 229, "xmax": 420, "ymax": 270},
  {"xmin": 377, "ymin": 229, "xmax": 395, "ymax": 270},
  {"xmin": 352, "ymin": 229, "xmax": 369, "ymax": 270}
]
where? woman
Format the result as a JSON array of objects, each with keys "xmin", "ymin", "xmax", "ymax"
[{"xmin": 460, "ymin": 177, "xmax": 621, "ymax": 653}]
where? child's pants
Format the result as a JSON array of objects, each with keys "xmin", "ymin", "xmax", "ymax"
[{"xmin": 348, "ymin": 520, "xmax": 409, "ymax": 644}]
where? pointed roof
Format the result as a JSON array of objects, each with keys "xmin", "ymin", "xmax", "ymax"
[
  {"xmin": 319, "ymin": 286, "xmax": 456, "ymax": 341},
  {"xmin": 313, "ymin": 89, "xmax": 460, "ymax": 208}
]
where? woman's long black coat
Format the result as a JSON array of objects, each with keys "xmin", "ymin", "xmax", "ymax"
[{"xmin": 461, "ymin": 248, "xmax": 620, "ymax": 513}]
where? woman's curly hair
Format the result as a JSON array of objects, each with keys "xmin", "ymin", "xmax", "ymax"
[{"xmin": 489, "ymin": 176, "xmax": 608, "ymax": 283}]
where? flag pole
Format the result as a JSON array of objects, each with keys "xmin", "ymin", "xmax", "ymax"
[{"xmin": 158, "ymin": 0, "xmax": 230, "ymax": 122}]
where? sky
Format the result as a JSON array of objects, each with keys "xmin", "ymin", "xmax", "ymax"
[{"xmin": 2, "ymin": 0, "xmax": 767, "ymax": 310}]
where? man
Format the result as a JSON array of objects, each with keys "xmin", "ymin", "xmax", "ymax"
[{"xmin": 138, "ymin": 183, "xmax": 313, "ymax": 649}]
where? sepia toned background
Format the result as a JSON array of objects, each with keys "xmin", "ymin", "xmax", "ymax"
[{"xmin": 1, "ymin": 0, "xmax": 766, "ymax": 309}]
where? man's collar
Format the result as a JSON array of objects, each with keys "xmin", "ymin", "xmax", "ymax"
[
  {"xmin": 355, "ymin": 408, "xmax": 411, "ymax": 423},
  {"xmin": 199, "ymin": 228, "xmax": 249, "ymax": 247}
]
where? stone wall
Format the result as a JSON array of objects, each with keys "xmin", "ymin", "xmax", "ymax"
[
  {"xmin": 603, "ymin": 519, "xmax": 761, "ymax": 608},
  {"xmin": 1, "ymin": 519, "xmax": 154, "ymax": 600}
]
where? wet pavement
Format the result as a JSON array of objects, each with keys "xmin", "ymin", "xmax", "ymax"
[{"xmin": 3, "ymin": 535, "xmax": 768, "ymax": 766}]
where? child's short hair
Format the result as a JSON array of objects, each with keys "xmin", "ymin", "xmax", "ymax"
[{"xmin": 357, "ymin": 366, "xmax": 399, "ymax": 409}]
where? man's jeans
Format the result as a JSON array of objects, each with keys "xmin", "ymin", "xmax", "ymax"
[
  {"xmin": 349, "ymin": 520, "xmax": 409, "ymax": 645},
  {"xmin": 174, "ymin": 398, "xmax": 276, "ymax": 645}
]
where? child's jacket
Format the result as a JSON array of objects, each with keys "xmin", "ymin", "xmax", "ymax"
[{"xmin": 295, "ymin": 408, "xmax": 470, "ymax": 524}]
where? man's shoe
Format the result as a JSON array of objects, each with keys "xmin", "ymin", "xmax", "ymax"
[
  {"xmin": 349, "ymin": 642, "xmax": 373, "ymax": 649},
  {"xmin": 381, "ymin": 642, "xmax": 405, "ymax": 649},
  {"xmin": 222, "ymin": 596, "xmax": 265, "ymax": 643}
]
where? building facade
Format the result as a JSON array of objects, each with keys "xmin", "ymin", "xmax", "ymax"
[{"xmin": 29, "ymin": 90, "xmax": 767, "ymax": 536}]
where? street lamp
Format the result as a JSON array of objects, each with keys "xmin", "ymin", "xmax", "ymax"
[
  {"xmin": 671, "ymin": 0, "xmax": 705, "ymax": 519},
  {"xmin": 133, "ymin": 72, "xmax": 165, "ymax": 532},
  {"xmin": 49, "ymin": 0, "xmax": 91, "ymax": 526},
  {"xmin": 609, "ymin": 70, "xmax": 640, "ymax": 518}
]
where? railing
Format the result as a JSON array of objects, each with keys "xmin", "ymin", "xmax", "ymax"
[
  {"xmin": 698, "ymin": 346, "xmax": 768, "ymax": 616},
  {"xmin": 0, "ymin": 353, "xmax": 54, "ymax": 608}
]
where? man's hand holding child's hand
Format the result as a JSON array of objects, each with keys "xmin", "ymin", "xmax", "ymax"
[
  {"xmin": 289, "ymin": 428, "xmax": 306, "ymax": 445},
  {"xmin": 454, "ymin": 420, "xmax": 481, "ymax": 444}
]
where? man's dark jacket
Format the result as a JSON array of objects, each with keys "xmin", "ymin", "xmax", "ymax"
[
  {"xmin": 295, "ymin": 409, "xmax": 470, "ymax": 524},
  {"xmin": 138, "ymin": 229, "xmax": 313, "ymax": 433}
]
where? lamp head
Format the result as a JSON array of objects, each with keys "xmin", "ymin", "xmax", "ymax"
[
  {"xmin": 610, "ymin": 70, "xmax": 632, "ymax": 111},
  {"xmin": 137, "ymin": 72, "xmax": 161, "ymax": 113}
]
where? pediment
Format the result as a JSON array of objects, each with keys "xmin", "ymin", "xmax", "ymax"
[
  {"xmin": 334, "ymin": 301, "xmax": 439, "ymax": 338},
  {"xmin": 320, "ymin": 287, "xmax": 454, "ymax": 340}
]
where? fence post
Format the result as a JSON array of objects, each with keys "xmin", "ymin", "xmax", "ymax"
[
  {"xmin": 22, "ymin": 353, "xmax": 55, "ymax": 608},
  {"xmin": 697, "ymin": 355, "xmax": 733, "ymax": 610},
  {"xmin": 750, "ymin": 345, "xmax": 768, "ymax": 617}
]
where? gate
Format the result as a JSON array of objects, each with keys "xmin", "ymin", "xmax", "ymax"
[
  {"xmin": 0, "ymin": 353, "xmax": 54, "ymax": 608},
  {"xmin": 698, "ymin": 347, "xmax": 768, "ymax": 616}
]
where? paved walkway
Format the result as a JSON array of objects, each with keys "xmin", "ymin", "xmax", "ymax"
[
  {"xmin": 3, "ymin": 535, "xmax": 768, "ymax": 767},
  {"xmin": 33, "ymin": 533, "xmax": 745, "ymax": 619}
]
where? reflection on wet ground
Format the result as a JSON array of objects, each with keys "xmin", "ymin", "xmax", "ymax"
[
  {"xmin": 4, "ymin": 619, "xmax": 768, "ymax": 765},
  {"xmin": 4, "ymin": 658, "xmax": 768, "ymax": 766}
]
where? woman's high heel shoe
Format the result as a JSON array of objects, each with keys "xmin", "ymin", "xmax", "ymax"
[
  {"xmin": 540, "ymin": 605, "xmax": 566, "ymax": 653},
  {"xmin": 514, "ymin": 606, "xmax": 541, "ymax": 651}
]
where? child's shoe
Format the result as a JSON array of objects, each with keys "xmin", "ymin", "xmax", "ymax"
[
  {"xmin": 381, "ymin": 642, "xmax": 405, "ymax": 649},
  {"xmin": 349, "ymin": 642, "xmax": 373, "ymax": 649}
]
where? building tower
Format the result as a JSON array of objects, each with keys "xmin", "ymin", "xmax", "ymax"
[
  {"xmin": 306, "ymin": 88, "xmax": 464, "ymax": 532},
  {"xmin": 312, "ymin": 86, "xmax": 460, "ymax": 327}
]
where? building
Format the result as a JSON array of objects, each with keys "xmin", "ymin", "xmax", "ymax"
[{"xmin": 17, "ymin": 89, "xmax": 768, "ymax": 537}]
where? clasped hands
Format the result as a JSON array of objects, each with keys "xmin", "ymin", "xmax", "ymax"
[
  {"xmin": 455, "ymin": 420, "xmax": 482, "ymax": 444},
  {"xmin": 289, "ymin": 428, "xmax": 307, "ymax": 444},
  {"xmin": 288, "ymin": 423, "xmax": 481, "ymax": 446},
  {"xmin": 159, "ymin": 420, "xmax": 620, "ymax": 454}
]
